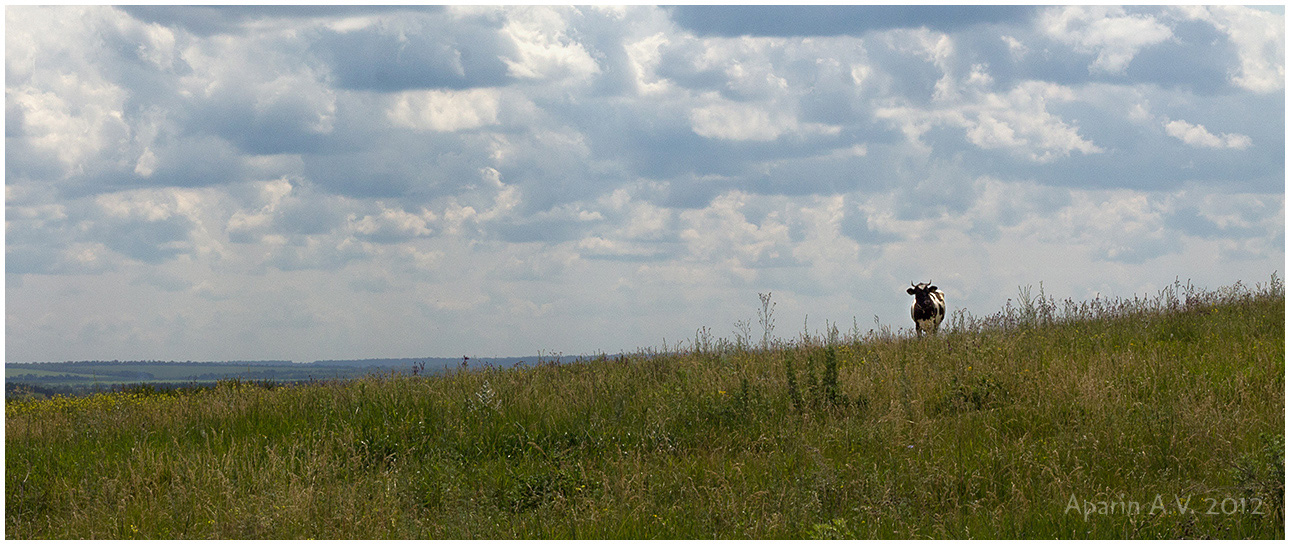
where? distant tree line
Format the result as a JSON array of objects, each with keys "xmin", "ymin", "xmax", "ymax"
[
  {"xmin": 11, "ymin": 360, "xmax": 295, "ymax": 368},
  {"xmin": 7, "ymin": 382, "xmax": 80, "ymax": 398},
  {"xmin": 7, "ymin": 373, "xmax": 153, "ymax": 382}
]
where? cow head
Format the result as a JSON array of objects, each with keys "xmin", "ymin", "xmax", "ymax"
[{"xmin": 906, "ymin": 281, "xmax": 939, "ymax": 303}]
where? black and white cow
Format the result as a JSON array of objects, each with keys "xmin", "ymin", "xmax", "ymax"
[{"xmin": 906, "ymin": 282, "xmax": 946, "ymax": 336}]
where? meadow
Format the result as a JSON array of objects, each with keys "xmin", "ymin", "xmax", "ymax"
[{"xmin": 5, "ymin": 276, "xmax": 1284, "ymax": 539}]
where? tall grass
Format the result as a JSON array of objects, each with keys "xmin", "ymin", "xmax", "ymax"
[{"xmin": 6, "ymin": 275, "xmax": 1284, "ymax": 538}]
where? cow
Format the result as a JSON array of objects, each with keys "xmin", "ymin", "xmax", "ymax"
[{"xmin": 907, "ymin": 281, "xmax": 946, "ymax": 337}]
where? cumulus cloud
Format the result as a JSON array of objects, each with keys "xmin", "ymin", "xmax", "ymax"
[
  {"xmin": 678, "ymin": 190, "xmax": 794, "ymax": 272},
  {"xmin": 387, "ymin": 89, "xmax": 501, "ymax": 132},
  {"xmin": 876, "ymin": 78, "xmax": 1104, "ymax": 163},
  {"xmin": 5, "ymin": 6, "xmax": 144, "ymax": 180},
  {"xmin": 1176, "ymin": 5, "xmax": 1285, "ymax": 93},
  {"xmin": 671, "ymin": 5, "xmax": 1036, "ymax": 37},
  {"xmin": 497, "ymin": 6, "xmax": 601, "ymax": 82},
  {"xmin": 348, "ymin": 206, "xmax": 436, "ymax": 243},
  {"xmin": 688, "ymin": 96, "xmax": 838, "ymax": 141},
  {"xmin": 1163, "ymin": 118, "xmax": 1254, "ymax": 149},
  {"xmin": 1041, "ymin": 6, "xmax": 1173, "ymax": 74}
]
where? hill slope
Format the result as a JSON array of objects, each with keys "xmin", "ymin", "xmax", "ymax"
[{"xmin": 6, "ymin": 278, "xmax": 1284, "ymax": 538}]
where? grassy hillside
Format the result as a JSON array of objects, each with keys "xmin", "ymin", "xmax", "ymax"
[{"xmin": 6, "ymin": 277, "xmax": 1284, "ymax": 539}]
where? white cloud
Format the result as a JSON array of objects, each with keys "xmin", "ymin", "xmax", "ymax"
[
  {"xmin": 1057, "ymin": 190, "xmax": 1176, "ymax": 263},
  {"xmin": 710, "ymin": 39, "xmax": 792, "ymax": 100},
  {"xmin": 883, "ymin": 27, "xmax": 958, "ymax": 101},
  {"xmin": 386, "ymin": 88, "xmax": 501, "ymax": 132},
  {"xmin": 257, "ymin": 71, "xmax": 337, "ymax": 135},
  {"xmin": 689, "ymin": 99, "xmax": 790, "ymax": 141},
  {"xmin": 689, "ymin": 94, "xmax": 839, "ymax": 141},
  {"xmin": 349, "ymin": 205, "xmax": 435, "ymax": 240},
  {"xmin": 133, "ymin": 148, "xmax": 160, "ymax": 177},
  {"xmin": 576, "ymin": 236, "xmax": 660, "ymax": 260},
  {"xmin": 620, "ymin": 201, "xmax": 671, "ymax": 240},
  {"xmin": 850, "ymin": 63, "xmax": 872, "ymax": 86},
  {"xmin": 96, "ymin": 191, "xmax": 178, "ymax": 222},
  {"xmin": 1163, "ymin": 119, "xmax": 1253, "ymax": 149},
  {"xmin": 678, "ymin": 191, "xmax": 792, "ymax": 270},
  {"xmin": 624, "ymin": 31, "xmax": 674, "ymax": 95},
  {"xmin": 789, "ymin": 196, "xmax": 862, "ymax": 288},
  {"xmin": 874, "ymin": 30, "xmax": 1102, "ymax": 162},
  {"xmin": 1001, "ymin": 35, "xmax": 1027, "ymax": 60},
  {"xmin": 177, "ymin": 23, "xmax": 338, "ymax": 140},
  {"xmin": 1177, "ymin": 6, "xmax": 1285, "ymax": 93},
  {"xmin": 8, "ymin": 77, "xmax": 130, "ymax": 176},
  {"xmin": 1041, "ymin": 6, "xmax": 1173, "ymax": 74},
  {"xmin": 877, "ymin": 80, "xmax": 1103, "ymax": 162},
  {"xmin": 497, "ymin": 7, "xmax": 601, "ymax": 82},
  {"xmin": 435, "ymin": 168, "xmax": 522, "ymax": 236},
  {"xmin": 887, "ymin": 27, "xmax": 954, "ymax": 69},
  {"xmin": 227, "ymin": 178, "xmax": 296, "ymax": 243}
]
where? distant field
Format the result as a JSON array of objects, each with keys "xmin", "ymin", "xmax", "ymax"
[
  {"xmin": 4, "ymin": 368, "xmax": 81, "ymax": 378},
  {"xmin": 5, "ymin": 363, "xmax": 373, "ymax": 392},
  {"xmin": 5, "ymin": 357, "xmax": 533, "ymax": 395},
  {"xmin": 7, "ymin": 363, "xmax": 363, "ymax": 380},
  {"xmin": 6, "ymin": 277, "xmax": 1283, "ymax": 539}
]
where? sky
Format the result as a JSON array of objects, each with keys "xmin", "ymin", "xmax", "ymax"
[{"xmin": 5, "ymin": 5, "xmax": 1285, "ymax": 363}]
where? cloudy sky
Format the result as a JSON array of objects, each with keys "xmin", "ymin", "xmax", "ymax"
[{"xmin": 6, "ymin": 5, "xmax": 1285, "ymax": 363}]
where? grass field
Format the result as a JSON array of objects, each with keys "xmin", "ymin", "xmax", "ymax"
[{"xmin": 5, "ymin": 276, "xmax": 1284, "ymax": 538}]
